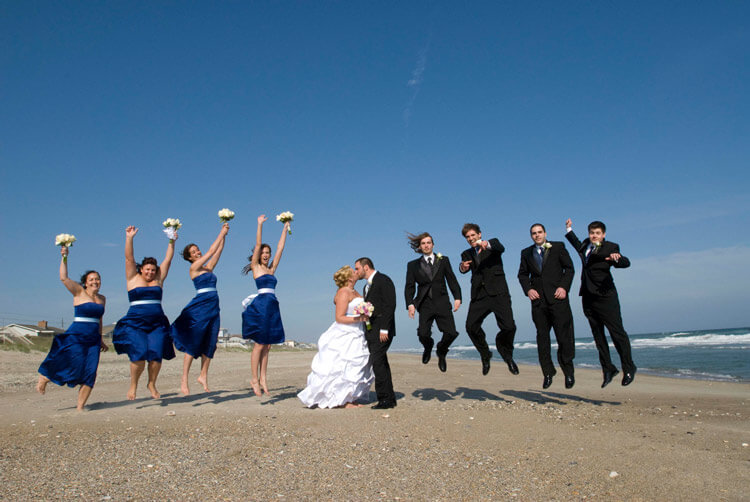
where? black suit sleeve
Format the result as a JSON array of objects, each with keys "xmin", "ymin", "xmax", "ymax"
[
  {"xmin": 565, "ymin": 230, "xmax": 584, "ymax": 253},
  {"xmin": 377, "ymin": 274, "xmax": 397, "ymax": 333},
  {"xmin": 488, "ymin": 238, "xmax": 505, "ymax": 254},
  {"xmin": 559, "ymin": 245, "xmax": 575, "ymax": 291},
  {"xmin": 610, "ymin": 243, "xmax": 631, "ymax": 269},
  {"xmin": 442, "ymin": 257, "xmax": 462, "ymax": 301},
  {"xmin": 404, "ymin": 262, "xmax": 416, "ymax": 308},
  {"xmin": 517, "ymin": 249, "xmax": 532, "ymax": 295},
  {"xmin": 459, "ymin": 250, "xmax": 473, "ymax": 274}
]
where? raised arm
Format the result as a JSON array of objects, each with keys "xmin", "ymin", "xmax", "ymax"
[
  {"xmin": 159, "ymin": 234, "xmax": 177, "ymax": 283},
  {"xmin": 269, "ymin": 221, "xmax": 290, "ymax": 274},
  {"xmin": 250, "ymin": 215, "xmax": 267, "ymax": 270},
  {"xmin": 59, "ymin": 246, "xmax": 83, "ymax": 296},
  {"xmin": 196, "ymin": 223, "xmax": 229, "ymax": 272},
  {"xmin": 124, "ymin": 226, "xmax": 139, "ymax": 281}
]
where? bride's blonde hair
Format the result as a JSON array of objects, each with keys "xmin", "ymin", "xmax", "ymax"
[{"xmin": 333, "ymin": 265, "xmax": 353, "ymax": 288}]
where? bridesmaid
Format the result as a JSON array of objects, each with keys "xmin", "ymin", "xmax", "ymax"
[
  {"xmin": 241, "ymin": 214, "xmax": 290, "ymax": 396},
  {"xmin": 171, "ymin": 222, "xmax": 229, "ymax": 395},
  {"xmin": 37, "ymin": 245, "xmax": 107, "ymax": 411},
  {"xmin": 113, "ymin": 226, "xmax": 176, "ymax": 400}
]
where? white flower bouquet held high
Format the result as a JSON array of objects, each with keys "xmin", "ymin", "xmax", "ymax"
[
  {"xmin": 55, "ymin": 233, "xmax": 76, "ymax": 262},
  {"xmin": 353, "ymin": 301, "xmax": 375, "ymax": 330},
  {"xmin": 218, "ymin": 208, "xmax": 235, "ymax": 223},
  {"xmin": 276, "ymin": 211, "xmax": 294, "ymax": 234},
  {"xmin": 162, "ymin": 218, "xmax": 182, "ymax": 241}
]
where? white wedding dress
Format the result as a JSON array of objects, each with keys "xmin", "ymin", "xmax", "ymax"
[{"xmin": 298, "ymin": 297, "xmax": 374, "ymax": 408}]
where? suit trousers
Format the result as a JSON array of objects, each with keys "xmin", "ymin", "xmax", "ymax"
[
  {"xmin": 465, "ymin": 291, "xmax": 516, "ymax": 361},
  {"xmin": 531, "ymin": 298, "xmax": 575, "ymax": 377},
  {"xmin": 582, "ymin": 292, "xmax": 636, "ymax": 374},
  {"xmin": 365, "ymin": 330, "xmax": 395, "ymax": 403},
  {"xmin": 417, "ymin": 298, "xmax": 459, "ymax": 355}
]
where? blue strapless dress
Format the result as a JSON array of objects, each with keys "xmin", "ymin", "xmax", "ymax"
[
  {"xmin": 38, "ymin": 302, "xmax": 104, "ymax": 388},
  {"xmin": 113, "ymin": 286, "xmax": 175, "ymax": 362},
  {"xmin": 242, "ymin": 274, "xmax": 285, "ymax": 344},
  {"xmin": 171, "ymin": 272, "xmax": 220, "ymax": 358}
]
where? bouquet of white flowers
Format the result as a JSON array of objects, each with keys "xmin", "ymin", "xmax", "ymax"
[
  {"xmin": 218, "ymin": 208, "xmax": 235, "ymax": 223},
  {"xmin": 55, "ymin": 233, "xmax": 76, "ymax": 262},
  {"xmin": 353, "ymin": 301, "xmax": 375, "ymax": 330},
  {"xmin": 162, "ymin": 218, "xmax": 182, "ymax": 240},
  {"xmin": 276, "ymin": 211, "xmax": 294, "ymax": 234}
]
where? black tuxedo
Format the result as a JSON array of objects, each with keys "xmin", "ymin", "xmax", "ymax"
[
  {"xmin": 364, "ymin": 271, "xmax": 396, "ymax": 404},
  {"xmin": 517, "ymin": 241, "xmax": 575, "ymax": 377},
  {"xmin": 459, "ymin": 238, "xmax": 517, "ymax": 362},
  {"xmin": 566, "ymin": 230, "xmax": 635, "ymax": 375},
  {"xmin": 405, "ymin": 254, "xmax": 462, "ymax": 355}
]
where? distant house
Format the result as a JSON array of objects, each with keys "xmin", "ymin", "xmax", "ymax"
[{"xmin": 1, "ymin": 321, "xmax": 64, "ymax": 338}]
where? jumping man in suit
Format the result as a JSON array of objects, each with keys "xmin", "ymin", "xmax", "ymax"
[
  {"xmin": 404, "ymin": 232, "xmax": 462, "ymax": 372},
  {"xmin": 565, "ymin": 219, "xmax": 635, "ymax": 388},
  {"xmin": 458, "ymin": 223, "xmax": 518, "ymax": 376},
  {"xmin": 518, "ymin": 223, "xmax": 576, "ymax": 389}
]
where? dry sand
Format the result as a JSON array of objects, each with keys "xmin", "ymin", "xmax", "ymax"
[{"xmin": 1, "ymin": 349, "xmax": 748, "ymax": 501}]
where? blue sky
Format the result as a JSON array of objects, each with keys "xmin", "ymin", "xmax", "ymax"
[{"xmin": 2, "ymin": 2, "xmax": 748, "ymax": 350}]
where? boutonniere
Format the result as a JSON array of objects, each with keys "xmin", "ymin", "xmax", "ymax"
[
  {"xmin": 593, "ymin": 241, "xmax": 602, "ymax": 249},
  {"xmin": 542, "ymin": 242, "xmax": 552, "ymax": 250},
  {"xmin": 436, "ymin": 252, "xmax": 443, "ymax": 260}
]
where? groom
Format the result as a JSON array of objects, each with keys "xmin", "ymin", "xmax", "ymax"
[{"xmin": 354, "ymin": 257, "xmax": 397, "ymax": 409}]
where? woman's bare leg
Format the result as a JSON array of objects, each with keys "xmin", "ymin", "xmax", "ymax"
[
  {"xmin": 128, "ymin": 361, "xmax": 146, "ymax": 400},
  {"xmin": 197, "ymin": 355, "xmax": 211, "ymax": 392},
  {"xmin": 77, "ymin": 385, "xmax": 93, "ymax": 410},
  {"xmin": 181, "ymin": 353, "xmax": 193, "ymax": 396},
  {"xmin": 250, "ymin": 343, "xmax": 262, "ymax": 396},
  {"xmin": 146, "ymin": 360, "xmax": 162, "ymax": 399},
  {"xmin": 259, "ymin": 344, "xmax": 271, "ymax": 395}
]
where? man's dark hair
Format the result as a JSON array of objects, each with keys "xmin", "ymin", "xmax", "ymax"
[
  {"xmin": 406, "ymin": 232, "xmax": 433, "ymax": 253},
  {"xmin": 588, "ymin": 221, "xmax": 606, "ymax": 233},
  {"xmin": 356, "ymin": 257, "xmax": 374, "ymax": 269},
  {"xmin": 461, "ymin": 223, "xmax": 480, "ymax": 236}
]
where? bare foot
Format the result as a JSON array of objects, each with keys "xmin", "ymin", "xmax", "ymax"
[
  {"xmin": 127, "ymin": 384, "xmax": 137, "ymax": 401},
  {"xmin": 343, "ymin": 402, "xmax": 361, "ymax": 409},
  {"xmin": 197, "ymin": 375, "xmax": 209, "ymax": 392},
  {"xmin": 260, "ymin": 379, "xmax": 271, "ymax": 396},
  {"xmin": 36, "ymin": 376, "xmax": 49, "ymax": 395},
  {"xmin": 250, "ymin": 380, "xmax": 262, "ymax": 397},
  {"xmin": 147, "ymin": 382, "xmax": 161, "ymax": 399},
  {"xmin": 180, "ymin": 380, "xmax": 190, "ymax": 396}
]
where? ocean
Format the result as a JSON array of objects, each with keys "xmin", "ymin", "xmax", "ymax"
[{"xmin": 397, "ymin": 327, "xmax": 750, "ymax": 382}]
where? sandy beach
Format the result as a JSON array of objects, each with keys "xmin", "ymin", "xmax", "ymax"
[{"xmin": 1, "ymin": 349, "xmax": 748, "ymax": 501}]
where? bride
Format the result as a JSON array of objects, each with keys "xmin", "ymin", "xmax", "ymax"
[{"xmin": 298, "ymin": 266, "xmax": 374, "ymax": 408}]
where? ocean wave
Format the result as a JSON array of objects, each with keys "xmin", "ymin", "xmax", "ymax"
[{"xmin": 631, "ymin": 333, "xmax": 750, "ymax": 348}]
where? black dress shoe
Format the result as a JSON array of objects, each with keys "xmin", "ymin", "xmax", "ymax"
[
  {"xmin": 372, "ymin": 400, "xmax": 396, "ymax": 409},
  {"xmin": 481, "ymin": 358, "xmax": 491, "ymax": 375},
  {"xmin": 422, "ymin": 346, "xmax": 432, "ymax": 365},
  {"xmin": 621, "ymin": 371, "xmax": 635, "ymax": 386},
  {"xmin": 506, "ymin": 359, "xmax": 519, "ymax": 375},
  {"xmin": 565, "ymin": 375, "xmax": 575, "ymax": 389},
  {"xmin": 542, "ymin": 375, "xmax": 553, "ymax": 389},
  {"xmin": 437, "ymin": 353, "xmax": 447, "ymax": 373},
  {"xmin": 601, "ymin": 369, "xmax": 619, "ymax": 388}
]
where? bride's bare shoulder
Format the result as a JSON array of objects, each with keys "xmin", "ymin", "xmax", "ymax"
[{"xmin": 334, "ymin": 287, "xmax": 356, "ymax": 303}]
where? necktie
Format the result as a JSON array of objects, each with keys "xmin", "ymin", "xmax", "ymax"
[
  {"xmin": 427, "ymin": 257, "xmax": 433, "ymax": 266},
  {"xmin": 364, "ymin": 282, "xmax": 370, "ymax": 297},
  {"xmin": 585, "ymin": 244, "xmax": 594, "ymax": 264},
  {"xmin": 535, "ymin": 247, "xmax": 543, "ymax": 269}
]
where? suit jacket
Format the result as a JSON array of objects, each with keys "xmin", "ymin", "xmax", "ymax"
[
  {"xmin": 517, "ymin": 241, "xmax": 575, "ymax": 302},
  {"xmin": 565, "ymin": 230, "xmax": 630, "ymax": 297},
  {"xmin": 460, "ymin": 238, "xmax": 511, "ymax": 299},
  {"xmin": 364, "ymin": 271, "xmax": 397, "ymax": 337},
  {"xmin": 404, "ymin": 255, "xmax": 461, "ymax": 312}
]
